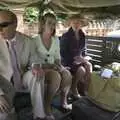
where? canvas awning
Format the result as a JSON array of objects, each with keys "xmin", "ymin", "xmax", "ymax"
[
  {"xmin": 1, "ymin": 0, "xmax": 120, "ymax": 15},
  {"xmin": 0, "ymin": 0, "xmax": 120, "ymax": 9}
]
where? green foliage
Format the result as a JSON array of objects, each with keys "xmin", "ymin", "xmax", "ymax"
[
  {"xmin": 23, "ymin": 6, "xmax": 67, "ymax": 24},
  {"xmin": 56, "ymin": 13, "xmax": 68, "ymax": 21},
  {"xmin": 24, "ymin": 7, "xmax": 39, "ymax": 24}
]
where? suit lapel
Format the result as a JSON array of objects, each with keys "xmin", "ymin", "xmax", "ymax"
[{"xmin": 14, "ymin": 32, "xmax": 24, "ymax": 69}]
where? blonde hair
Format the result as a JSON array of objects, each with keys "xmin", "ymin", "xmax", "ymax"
[
  {"xmin": 68, "ymin": 14, "xmax": 89, "ymax": 27},
  {"xmin": 38, "ymin": 13, "xmax": 56, "ymax": 36}
]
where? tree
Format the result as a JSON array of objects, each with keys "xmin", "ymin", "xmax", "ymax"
[{"xmin": 23, "ymin": 7, "xmax": 39, "ymax": 24}]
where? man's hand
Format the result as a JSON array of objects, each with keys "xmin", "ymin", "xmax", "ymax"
[{"xmin": 0, "ymin": 96, "xmax": 10, "ymax": 113}]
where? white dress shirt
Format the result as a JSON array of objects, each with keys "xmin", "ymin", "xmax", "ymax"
[{"xmin": 7, "ymin": 36, "xmax": 21, "ymax": 91}]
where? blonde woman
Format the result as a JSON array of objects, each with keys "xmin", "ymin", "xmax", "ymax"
[{"xmin": 34, "ymin": 13, "xmax": 72, "ymax": 120}]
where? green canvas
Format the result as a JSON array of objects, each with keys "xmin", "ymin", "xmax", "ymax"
[{"xmin": 88, "ymin": 72, "xmax": 120, "ymax": 112}]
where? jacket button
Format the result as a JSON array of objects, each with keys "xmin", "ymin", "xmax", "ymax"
[
  {"xmin": 47, "ymin": 54, "xmax": 50, "ymax": 57},
  {"xmin": 44, "ymin": 59, "xmax": 48, "ymax": 62}
]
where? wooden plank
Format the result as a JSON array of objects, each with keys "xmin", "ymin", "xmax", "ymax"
[
  {"xmin": 86, "ymin": 53, "xmax": 103, "ymax": 58},
  {"xmin": 86, "ymin": 36, "xmax": 105, "ymax": 66},
  {"xmin": 87, "ymin": 40, "xmax": 104, "ymax": 46},
  {"xmin": 86, "ymin": 53, "xmax": 103, "ymax": 65},
  {"xmin": 87, "ymin": 49, "xmax": 103, "ymax": 56},
  {"xmin": 86, "ymin": 36, "xmax": 120, "ymax": 66},
  {"xmin": 87, "ymin": 39, "xmax": 103, "ymax": 42},
  {"xmin": 91, "ymin": 61, "xmax": 102, "ymax": 66},
  {"xmin": 87, "ymin": 45, "xmax": 103, "ymax": 51},
  {"xmin": 91, "ymin": 59, "xmax": 101, "ymax": 63}
]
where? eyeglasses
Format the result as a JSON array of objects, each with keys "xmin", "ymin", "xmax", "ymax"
[{"xmin": 0, "ymin": 22, "xmax": 14, "ymax": 28}]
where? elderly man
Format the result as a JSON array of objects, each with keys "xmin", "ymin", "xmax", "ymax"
[
  {"xmin": 0, "ymin": 75, "xmax": 15, "ymax": 120},
  {"xmin": 0, "ymin": 38, "xmax": 15, "ymax": 120},
  {"xmin": 0, "ymin": 10, "xmax": 46, "ymax": 120}
]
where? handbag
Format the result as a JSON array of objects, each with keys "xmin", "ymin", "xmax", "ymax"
[{"xmin": 88, "ymin": 72, "xmax": 120, "ymax": 112}]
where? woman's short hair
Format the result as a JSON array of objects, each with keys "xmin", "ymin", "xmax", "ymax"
[{"xmin": 38, "ymin": 13, "xmax": 56, "ymax": 36}]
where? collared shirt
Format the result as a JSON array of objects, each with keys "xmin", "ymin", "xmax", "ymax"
[
  {"xmin": 6, "ymin": 36, "xmax": 21, "ymax": 91},
  {"xmin": 0, "ymin": 39, "xmax": 13, "ymax": 81},
  {"xmin": 6, "ymin": 36, "xmax": 16, "ymax": 46},
  {"xmin": 34, "ymin": 35, "xmax": 61, "ymax": 65}
]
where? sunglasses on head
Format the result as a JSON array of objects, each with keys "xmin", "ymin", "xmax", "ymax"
[{"xmin": 0, "ymin": 22, "xmax": 14, "ymax": 28}]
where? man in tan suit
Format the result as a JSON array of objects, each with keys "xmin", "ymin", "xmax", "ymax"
[
  {"xmin": 0, "ymin": 10, "xmax": 46, "ymax": 120},
  {"xmin": 0, "ymin": 38, "xmax": 15, "ymax": 120}
]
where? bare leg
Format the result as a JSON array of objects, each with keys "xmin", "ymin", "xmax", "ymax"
[
  {"xmin": 45, "ymin": 70, "xmax": 61, "ymax": 115},
  {"xmin": 83, "ymin": 61, "xmax": 92, "ymax": 93},
  {"xmin": 60, "ymin": 69, "xmax": 72, "ymax": 109},
  {"xmin": 71, "ymin": 66, "xmax": 86, "ymax": 96}
]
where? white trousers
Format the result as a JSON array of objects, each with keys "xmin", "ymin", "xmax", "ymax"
[
  {"xmin": 0, "ymin": 70, "xmax": 45, "ymax": 120},
  {"xmin": 22, "ymin": 70, "xmax": 45, "ymax": 119}
]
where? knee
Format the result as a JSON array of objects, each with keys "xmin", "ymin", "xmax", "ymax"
[
  {"xmin": 61, "ymin": 69, "xmax": 72, "ymax": 81},
  {"xmin": 77, "ymin": 66, "xmax": 86, "ymax": 75},
  {"xmin": 45, "ymin": 70, "xmax": 61, "ymax": 83},
  {"xmin": 85, "ymin": 61, "xmax": 93, "ymax": 72}
]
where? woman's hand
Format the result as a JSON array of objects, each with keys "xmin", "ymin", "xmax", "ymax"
[
  {"xmin": 31, "ymin": 63, "xmax": 45, "ymax": 78},
  {"xmin": 54, "ymin": 64, "xmax": 66, "ymax": 73},
  {"xmin": 32, "ymin": 67, "xmax": 45, "ymax": 77},
  {"xmin": 73, "ymin": 56, "xmax": 86, "ymax": 65}
]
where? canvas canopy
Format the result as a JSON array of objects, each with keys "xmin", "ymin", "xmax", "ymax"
[
  {"xmin": 0, "ymin": 0, "xmax": 120, "ymax": 14},
  {"xmin": 0, "ymin": 0, "xmax": 120, "ymax": 11}
]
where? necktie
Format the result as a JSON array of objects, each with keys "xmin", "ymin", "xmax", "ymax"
[{"xmin": 7, "ymin": 41, "xmax": 21, "ymax": 91}]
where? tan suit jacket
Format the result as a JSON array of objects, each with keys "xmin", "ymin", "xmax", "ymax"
[
  {"xmin": 0, "ymin": 32, "xmax": 36, "ymax": 108},
  {"xmin": 14, "ymin": 32, "xmax": 37, "ymax": 76},
  {"xmin": 0, "ymin": 39, "xmax": 13, "ymax": 81},
  {"xmin": 0, "ymin": 75, "xmax": 15, "ymax": 108},
  {"xmin": 0, "ymin": 39, "xmax": 14, "ymax": 101},
  {"xmin": 0, "ymin": 32, "xmax": 37, "ymax": 91}
]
